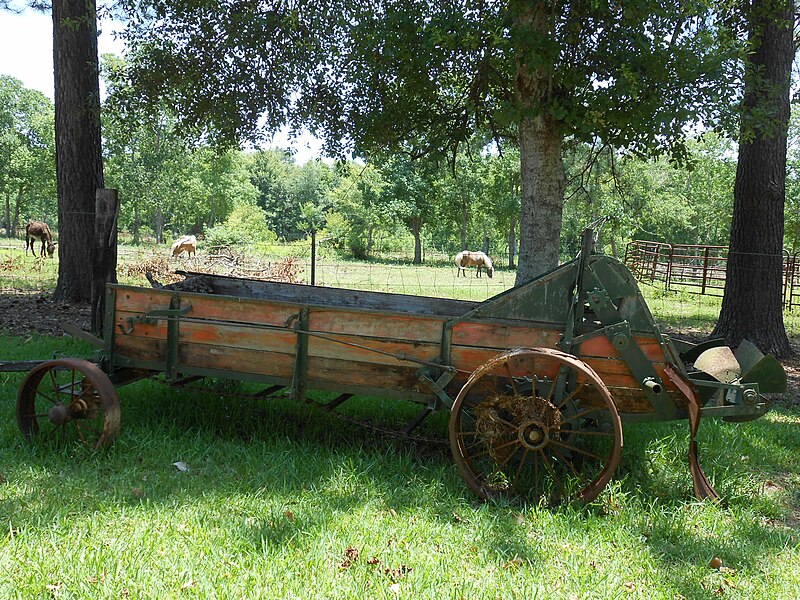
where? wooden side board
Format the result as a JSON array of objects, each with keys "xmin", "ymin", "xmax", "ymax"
[{"xmin": 110, "ymin": 284, "xmax": 676, "ymax": 413}]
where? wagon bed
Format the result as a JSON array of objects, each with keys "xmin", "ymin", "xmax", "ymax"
[{"xmin": 16, "ymin": 230, "xmax": 787, "ymax": 504}]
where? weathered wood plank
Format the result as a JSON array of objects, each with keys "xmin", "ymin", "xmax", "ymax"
[
  {"xmin": 175, "ymin": 272, "xmax": 479, "ymax": 317},
  {"xmin": 178, "ymin": 344, "xmax": 296, "ymax": 379},
  {"xmin": 451, "ymin": 321, "xmax": 561, "ymax": 349},
  {"xmin": 307, "ymin": 334, "xmax": 440, "ymax": 367},
  {"xmin": 309, "ymin": 310, "xmax": 445, "ymax": 344},
  {"xmin": 306, "ymin": 356, "xmax": 424, "ymax": 394}
]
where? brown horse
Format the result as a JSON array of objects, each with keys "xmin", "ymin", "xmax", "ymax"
[
  {"xmin": 25, "ymin": 221, "xmax": 56, "ymax": 257},
  {"xmin": 455, "ymin": 250, "xmax": 494, "ymax": 278}
]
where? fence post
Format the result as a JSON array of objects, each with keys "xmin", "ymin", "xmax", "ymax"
[
  {"xmin": 310, "ymin": 230, "xmax": 316, "ymax": 286},
  {"xmin": 701, "ymin": 246, "xmax": 710, "ymax": 295},
  {"xmin": 91, "ymin": 189, "xmax": 119, "ymax": 335},
  {"xmin": 666, "ymin": 244, "xmax": 674, "ymax": 291}
]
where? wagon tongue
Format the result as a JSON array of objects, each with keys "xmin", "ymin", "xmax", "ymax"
[{"xmin": 693, "ymin": 339, "xmax": 786, "ymax": 393}]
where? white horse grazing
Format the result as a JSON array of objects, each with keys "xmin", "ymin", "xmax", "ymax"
[
  {"xmin": 455, "ymin": 250, "xmax": 494, "ymax": 278},
  {"xmin": 170, "ymin": 235, "xmax": 197, "ymax": 258}
]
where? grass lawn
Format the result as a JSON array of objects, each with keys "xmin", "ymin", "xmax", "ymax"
[{"xmin": 1, "ymin": 240, "xmax": 799, "ymax": 598}]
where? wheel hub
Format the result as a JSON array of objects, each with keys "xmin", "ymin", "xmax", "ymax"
[
  {"xmin": 519, "ymin": 420, "xmax": 549, "ymax": 450},
  {"xmin": 48, "ymin": 404, "xmax": 69, "ymax": 425}
]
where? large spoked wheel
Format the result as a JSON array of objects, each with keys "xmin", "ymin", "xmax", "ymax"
[
  {"xmin": 449, "ymin": 348, "xmax": 623, "ymax": 504},
  {"xmin": 17, "ymin": 358, "xmax": 120, "ymax": 449}
]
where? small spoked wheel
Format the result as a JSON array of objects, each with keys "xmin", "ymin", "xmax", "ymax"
[
  {"xmin": 17, "ymin": 358, "xmax": 120, "ymax": 449},
  {"xmin": 449, "ymin": 347, "xmax": 622, "ymax": 504}
]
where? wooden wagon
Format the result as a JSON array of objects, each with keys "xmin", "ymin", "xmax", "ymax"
[{"xmin": 15, "ymin": 230, "xmax": 787, "ymax": 503}]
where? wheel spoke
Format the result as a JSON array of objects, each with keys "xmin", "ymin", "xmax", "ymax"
[
  {"xmin": 49, "ymin": 369, "xmax": 61, "ymax": 403},
  {"xmin": 563, "ymin": 406, "xmax": 604, "ymax": 423},
  {"xmin": 470, "ymin": 438, "xmax": 519, "ymax": 460},
  {"xmin": 551, "ymin": 448, "xmax": 589, "ymax": 485},
  {"xmin": 557, "ymin": 382, "xmax": 588, "ymax": 410},
  {"xmin": 45, "ymin": 422, "xmax": 64, "ymax": 440},
  {"xmin": 503, "ymin": 362, "xmax": 519, "ymax": 395},
  {"xmin": 568, "ymin": 429, "xmax": 614, "ymax": 438},
  {"xmin": 549, "ymin": 438, "xmax": 604, "ymax": 461},
  {"xmin": 74, "ymin": 421, "xmax": 87, "ymax": 443},
  {"xmin": 512, "ymin": 448, "xmax": 530, "ymax": 485},
  {"xmin": 35, "ymin": 389, "xmax": 58, "ymax": 405},
  {"xmin": 539, "ymin": 449, "xmax": 566, "ymax": 498}
]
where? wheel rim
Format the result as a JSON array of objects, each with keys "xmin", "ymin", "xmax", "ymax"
[
  {"xmin": 449, "ymin": 348, "xmax": 622, "ymax": 504},
  {"xmin": 17, "ymin": 358, "xmax": 120, "ymax": 450}
]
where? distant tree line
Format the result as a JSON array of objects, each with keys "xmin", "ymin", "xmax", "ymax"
[{"xmin": 5, "ymin": 66, "xmax": 800, "ymax": 266}]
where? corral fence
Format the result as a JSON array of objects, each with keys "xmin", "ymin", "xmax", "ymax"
[{"xmin": 624, "ymin": 240, "xmax": 800, "ymax": 310}]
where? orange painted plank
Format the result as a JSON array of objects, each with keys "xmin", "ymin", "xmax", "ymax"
[
  {"xmin": 451, "ymin": 321, "xmax": 561, "ymax": 349},
  {"xmin": 114, "ymin": 287, "xmax": 174, "ymax": 313},
  {"xmin": 183, "ymin": 295, "xmax": 300, "ymax": 327},
  {"xmin": 178, "ymin": 344, "xmax": 295, "ymax": 379},
  {"xmin": 309, "ymin": 310, "xmax": 444, "ymax": 344},
  {"xmin": 307, "ymin": 334, "xmax": 440, "ymax": 367},
  {"xmin": 306, "ymin": 356, "xmax": 422, "ymax": 393}
]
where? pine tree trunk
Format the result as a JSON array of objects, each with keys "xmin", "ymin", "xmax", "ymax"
[
  {"xmin": 52, "ymin": 0, "xmax": 105, "ymax": 304},
  {"xmin": 712, "ymin": 0, "xmax": 792, "ymax": 357}
]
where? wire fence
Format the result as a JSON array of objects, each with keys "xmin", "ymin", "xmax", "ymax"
[{"xmin": 0, "ymin": 238, "xmax": 513, "ymax": 303}]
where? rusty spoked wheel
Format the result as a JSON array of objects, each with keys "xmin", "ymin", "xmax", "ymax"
[
  {"xmin": 449, "ymin": 348, "xmax": 622, "ymax": 504},
  {"xmin": 17, "ymin": 358, "xmax": 120, "ymax": 450}
]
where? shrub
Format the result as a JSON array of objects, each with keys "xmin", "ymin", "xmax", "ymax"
[{"xmin": 206, "ymin": 204, "xmax": 276, "ymax": 247}]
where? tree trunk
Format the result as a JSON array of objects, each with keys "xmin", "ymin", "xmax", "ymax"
[
  {"xmin": 12, "ymin": 185, "xmax": 23, "ymax": 238},
  {"xmin": 515, "ymin": 114, "xmax": 565, "ymax": 284},
  {"xmin": 712, "ymin": 0, "xmax": 792, "ymax": 357},
  {"xmin": 460, "ymin": 201, "xmax": 467, "ymax": 251},
  {"xmin": 508, "ymin": 214, "xmax": 517, "ymax": 269},
  {"xmin": 132, "ymin": 204, "xmax": 141, "ymax": 245},
  {"xmin": 155, "ymin": 207, "xmax": 165, "ymax": 244},
  {"xmin": 52, "ymin": 0, "xmax": 105, "ymax": 304},
  {"xmin": 367, "ymin": 223, "xmax": 374, "ymax": 255},
  {"xmin": 513, "ymin": 4, "xmax": 566, "ymax": 285},
  {"xmin": 4, "ymin": 191, "xmax": 10, "ymax": 238},
  {"xmin": 410, "ymin": 217, "xmax": 422, "ymax": 264}
]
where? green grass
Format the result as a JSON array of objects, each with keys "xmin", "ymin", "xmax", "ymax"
[
  {"xmin": 1, "ymin": 333, "xmax": 800, "ymax": 599},
  {"xmin": 2, "ymin": 241, "xmax": 800, "ymax": 598}
]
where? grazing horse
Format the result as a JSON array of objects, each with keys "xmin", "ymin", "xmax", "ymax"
[
  {"xmin": 170, "ymin": 235, "xmax": 197, "ymax": 258},
  {"xmin": 25, "ymin": 221, "xmax": 56, "ymax": 258},
  {"xmin": 455, "ymin": 250, "xmax": 494, "ymax": 278}
]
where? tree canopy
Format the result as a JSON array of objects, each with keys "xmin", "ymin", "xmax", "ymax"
[{"xmin": 118, "ymin": 0, "xmax": 743, "ymax": 281}]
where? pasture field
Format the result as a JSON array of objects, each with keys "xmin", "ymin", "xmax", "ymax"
[{"xmin": 1, "ymin": 238, "xmax": 799, "ymax": 599}]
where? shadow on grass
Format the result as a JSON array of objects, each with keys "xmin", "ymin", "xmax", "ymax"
[{"xmin": 3, "ymin": 367, "xmax": 799, "ymax": 587}]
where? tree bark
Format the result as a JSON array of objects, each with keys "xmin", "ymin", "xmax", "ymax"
[
  {"xmin": 508, "ymin": 214, "xmax": 517, "ymax": 268},
  {"xmin": 410, "ymin": 217, "xmax": 422, "ymax": 264},
  {"xmin": 513, "ymin": 4, "xmax": 566, "ymax": 285},
  {"xmin": 12, "ymin": 185, "xmax": 22, "ymax": 237},
  {"xmin": 52, "ymin": 0, "xmax": 105, "ymax": 304},
  {"xmin": 460, "ymin": 201, "xmax": 467, "ymax": 251},
  {"xmin": 515, "ymin": 113, "xmax": 565, "ymax": 284},
  {"xmin": 4, "ymin": 191, "xmax": 10, "ymax": 238},
  {"xmin": 155, "ymin": 207, "xmax": 165, "ymax": 244},
  {"xmin": 712, "ymin": 0, "xmax": 792, "ymax": 357}
]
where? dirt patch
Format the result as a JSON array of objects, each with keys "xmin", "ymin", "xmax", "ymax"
[{"xmin": 0, "ymin": 291, "xmax": 91, "ymax": 338}]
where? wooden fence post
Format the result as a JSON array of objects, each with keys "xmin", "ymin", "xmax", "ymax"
[{"xmin": 91, "ymin": 189, "xmax": 119, "ymax": 334}]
